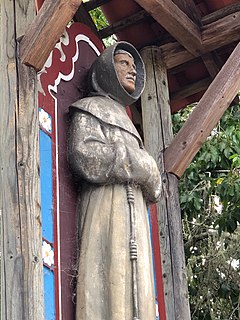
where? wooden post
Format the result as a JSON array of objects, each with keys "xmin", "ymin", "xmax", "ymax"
[
  {"xmin": 0, "ymin": 1, "xmax": 43, "ymax": 319},
  {"xmin": 141, "ymin": 46, "xmax": 191, "ymax": 320}
]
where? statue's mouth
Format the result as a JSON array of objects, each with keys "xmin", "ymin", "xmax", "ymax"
[{"xmin": 126, "ymin": 76, "xmax": 136, "ymax": 82}]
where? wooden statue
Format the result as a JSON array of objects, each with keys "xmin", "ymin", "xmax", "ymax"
[{"xmin": 68, "ymin": 41, "xmax": 161, "ymax": 320}]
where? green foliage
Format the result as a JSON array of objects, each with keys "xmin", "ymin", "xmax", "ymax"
[
  {"xmin": 173, "ymin": 103, "xmax": 240, "ymax": 319},
  {"xmin": 89, "ymin": 7, "xmax": 109, "ymax": 30},
  {"xmin": 88, "ymin": 6, "xmax": 117, "ymax": 47}
]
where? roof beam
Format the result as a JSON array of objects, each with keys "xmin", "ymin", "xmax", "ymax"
[
  {"xmin": 172, "ymin": 0, "xmax": 201, "ymax": 25},
  {"xmin": 164, "ymin": 41, "xmax": 240, "ymax": 177},
  {"xmin": 202, "ymin": 11, "xmax": 240, "ymax": 53},
  {"xmin": 160, "ymin": 42, "xmax": 194, "ymax": 70},
  {"xmin": 134, "ymin": 0, "xmax": 202, "ymax": 56},
  {"xmin": 201, "ymin": 52, "xmax": 220, "ymax": 78},
  {"xmin": 170, "ymin": 77, "xmax": 212, "ymax": 102},
  {"xmin": 202, "ymin": 3, "xmax": 240, "ymax": 25},
  {"xmin": 160, "ymin": 10, "xmax": 240, "ymax": 69},
  {"xmin": 99, "ymin": 10, "xmax": 150, "ymax": 39},
  {"xmin": 20, "ymin": 0, "xmax": 82, "ymax": 71},
  {"xmin": 83, "ymin": 0, "xmax": 111, "ymax": 11}
]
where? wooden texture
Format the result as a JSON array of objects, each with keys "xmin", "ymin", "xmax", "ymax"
[
  {"xmin": 164, "ymin": 41, "xmax": 240, "ymax": 177},
  {"xmin": 84, "ymin": 0, "xmax": 110, "ymax": 11},
  {"xmin": 1, "ymin": 1, "xmax": 43, "ymax": 319},
  {"xmin": 160, "ymin": 42, "xmax": 195, "ymax": 70},
  {"xmin": 201, "ymin": 52, "xmax": 220, "ymax": 78},
  {"xmin": 171, "ymin": 77, "xmax": 212, "ymax": 102},
  {"xmin": 134, "ymin": 0, "xmax": 202, "ymax": 56},
  {"xmin": 202, "ymin": 11, "xmax": 240, "ymax": 53},
  {"xmin": 99, "ymin": 10, "xmax": 150, "ymax": 39},
  {"xmin": 20, "ymin": 0, "xmax": 82, "ymax": 71},
  {"xmin": 160, "ymin": 10, "xmax": 240, "ymax": 69},
  {"xmin": 202, "ymin": 3, "xmax": 240, "ymax": 25},
  {"xmin": 141, "ymin": 46, "xmax": 191, "ymax": 320},
  {"xmin": 165, "ymin": 173, "xmax": 190, "ymax": 320},
  {"xmin": 172, "ymin": 0, "xmax": 201, "ymax": 25}
]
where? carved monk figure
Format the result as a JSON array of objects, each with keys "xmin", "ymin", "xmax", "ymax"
[{"xmin": 68, "ymin": 41, "xmax": 161, "ymax": 320}]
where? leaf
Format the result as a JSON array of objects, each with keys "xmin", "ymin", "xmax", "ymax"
[
  {"xmin": 216, "ymin": 178, "xmax": 224, "ymax": 185},
  {"xmin": 226, "ymin": 217, "xmax": 237, "ymax": 233},
  {"xmin": 193, "ymin": 197, "xmax": 202, "ymax": 211}
]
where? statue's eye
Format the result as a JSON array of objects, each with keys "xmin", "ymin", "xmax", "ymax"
[{"xmin": 120, "ymin": 60, "xmax": 128, "ymax": 66}]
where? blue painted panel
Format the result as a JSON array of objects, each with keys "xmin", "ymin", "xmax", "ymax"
[
  {"xmin": 40, "ymin": 130, "xmax": 54, "ymax": 242},
  {"xmin": 43, "ymin": 266, "xmax": 55, "ymax": 320}
]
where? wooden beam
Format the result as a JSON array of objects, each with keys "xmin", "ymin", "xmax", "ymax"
[
  {"xmin": 1, "ymin": 0, "xmax": 43, "ymax": 319},
  {"xmin": 160, "ymin": 10, "xmax": 240, "ymax": 69},
  {"xmin": 164, "ymin": 41, "xmax": 240, "ymax": 177},
  {"xmin": 172, "ymin": 0, "xmax": 202, "ymax": 25},
  {"xmin": 83, "ymin": 0, "xmax": 111, "ymax": 11},
  {"xmin": 201, "ymin": 52, "xmax": 220, "ymax": 78},
  {"xmin": 20, "ymin": 0, "xmax": 82, "ymax": 71},
  {"xmin": 141, "ymin": 46, "xmax": 191, "ymax": 320},
  {"xmin": 134, "ymin": 0, "xmax": 202, "ymax": 56},
  {"xmin": 170, "ymin": 77, "xmax": 212, "ymax": 102},
  {"xmin": 202, "ymin": 3, "xmax": 240, "ymax": 25},
  {"xmin": 99, "ymin": 10, "xmax": 150, "ymax": 39},
  {"xmin": 160, "ymin": 42, "xmax": 195, "ymax": 69},
  {"xmin": 202, "ymin": 11, "xmax": 240, "ymax": 53}
]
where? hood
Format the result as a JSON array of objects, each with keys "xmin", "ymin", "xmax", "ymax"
[{"xmin": 88, "ymin": 41, "xmax": 145, "ymax": 106}]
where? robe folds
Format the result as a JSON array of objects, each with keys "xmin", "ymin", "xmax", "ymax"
[{"xmin": 68, "ymin": 96, "xmax": 161, "ymax": 320}]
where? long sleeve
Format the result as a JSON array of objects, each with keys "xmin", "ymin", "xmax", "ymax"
[{"xmin": 68, "ymin": 111, "xmax": 161, "ymax": 202}]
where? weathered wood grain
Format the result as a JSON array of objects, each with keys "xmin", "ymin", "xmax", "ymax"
[
  {"xmin": 172, "ymin": 0, "xmax": 201, "ymax": 25},
  {"xmin": 165, "ymin": 173, "xmax": 190, "ymax": 320},
  {"xmin": 201, "ymin": 52, "xmax": 220, "ymax": 78},
  {"xmin": 202, "ymin": 11, "xmax": 240, "ymax": 53},
  {"xmin": 141, "ymin": 46, "xmax": 174, "ymax": 320},
  {"xmin": 99, "ymin": 10, "xmax": 150, "ymax": 39},
  {"xmin": 83, "ymin": 0, "xmax": 110, "ymax": 11},
  {"xmin": 160, "ymin": 42, "xmax": 195, "ymax": 70},
  {"xmin": 164, "ymin": 41, "xmax": 240, "ymax": 177},
  {"xmin": 202, "ymin": 3, "xmax": 240, "ymax": 25},
  {"xmin": 1, "ymin": 0, "xmax": 43, "ymax": 319},
  {"xmin": 170, "ymin": 77, "xmax": 212, "ymax": 102},
  {"xmin": 134, "ymin": 0, "xmax": 202, "ymax": 56},
  {"xmin": 20, "ymin": 0, "xmax": 82, "ymax": 71},
  {"xmin": 141, "ymin": 46, "xmax": 191, "ymax": 320},
  {"xmin": 160, "ymin": 10, "xmax": 240, "ymax": 69}
]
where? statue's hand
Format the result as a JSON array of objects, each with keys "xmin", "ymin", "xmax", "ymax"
[{"xmin": 141, "ymin": 156, "xmax": 161, "ymax": 203}]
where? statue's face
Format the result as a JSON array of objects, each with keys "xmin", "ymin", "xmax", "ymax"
[{"xmin": 114, "ymin": 53, "xmax": 137, "ymax": 94}]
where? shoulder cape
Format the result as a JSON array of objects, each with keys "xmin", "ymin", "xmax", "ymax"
[{"xmin": 70, "ymin": 96, "xmax": 143, "ymax": 148}]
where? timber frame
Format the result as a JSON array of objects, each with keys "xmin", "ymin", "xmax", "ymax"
[{"xmin": 1, "ymin": 0, "xmax": 240, "ymax": 319}]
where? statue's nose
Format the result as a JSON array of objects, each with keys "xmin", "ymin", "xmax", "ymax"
[{"xmin": 130, "ymin": 68, "xmax": 137, "ymax": 77}]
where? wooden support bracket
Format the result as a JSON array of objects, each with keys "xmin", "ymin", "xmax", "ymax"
[
  {"xmin": 172, "ymin": 0, "xmax": 201, "ymax": 25},
  {"xmin": 134, "ymin": 0, "xmax": 202, "ymax": 56},
  {"xmin": 160, "ymin": 9, "xmax": 240, "ymax": 70},
  {"xmin": 20, "ymin": 0, "xmax": 82, "ymax": 71},
  {"xmin": 164, "ymin": 41, "xmax": 240, "ymax": 177},
  {"xmin": 170, "ymin": 77, "xmax": 212, "ymax": 102}
]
